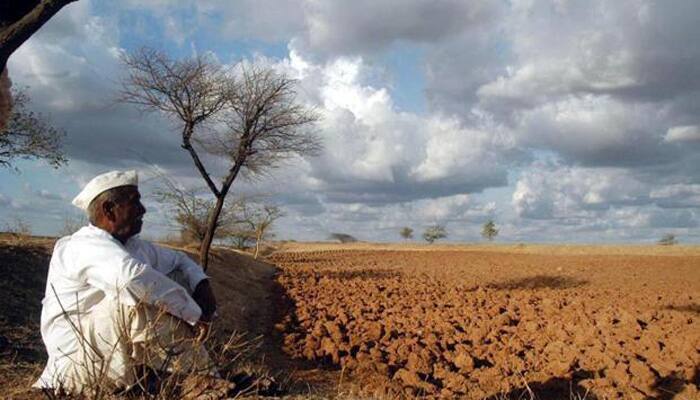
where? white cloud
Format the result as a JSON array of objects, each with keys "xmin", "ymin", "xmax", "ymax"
[
  {"xmin": 427, "ymin": 0, "xmax": 700, "ymax": 172},
  {"xmin": 272, "ymin": 52, "xmax": 512, "ymax": 203},
  {"xmin": 511, "ymin": 162, "xmax": 700, "ymax": 229},
  {"xmin": 4, "ymin": 0, "xmax": 700, "ymax": 243},
  {"xmin": 664, "ymin": 125, "xmax": 700, "ymax": 143},
  {"xmin": 512, "ymin": 95, "xmax": 669, "ymax": 165},
  {"xmin": 411, "ymin": 117, "xmax": 502, "ymax": 182}
]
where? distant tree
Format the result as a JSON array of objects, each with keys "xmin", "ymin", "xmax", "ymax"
[
  {"xmin": 399, "ymin": 227, "xmax": 413, "ymax": 241},
  {"xmin": 422, "ymin": 224, "xmax": 447, "ymax": 244},
  {"xmin": 658, "ymin": 233, "xmax": 678, "ymax": 246},
  {"xmin": 119, "ymin": 48, "xmax": 321, "ymax": 270},
  {"xmin": 0, "ymin": 89, "xmax": 66, "ymax": 169},
  {"xmin": 3, "ymin": 216, "xmax": 32, "ymax": 244},
  {"xmin": 155, "ymin": 178, "xmax": 283, "ymax": 257},
  {"xmin": 249, "ymin": 205, "xmax": 283, "ymax": 258},
  {"xmin": 329, "ymin": 233, "xmax": 357, "ymax": 243},
  {"xmin": 157, "ymin": 188, "xmax": 244, "ymax": 246},
  {"xmin": 153, "ymin": 177, "xmax": 244, "ymax": 246},
  {"xmin": 227, "ymin": 226, "xmax": 256, "ymax": 250},
  {"xmin": 481, "ymin": 219, "xmax": 499, "ymax": 241}
]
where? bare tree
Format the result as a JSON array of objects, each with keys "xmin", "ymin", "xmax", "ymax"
[
  {"xmin": 3, "ymin": 216, "xmax": 32, "ymax": 245},
  {"xmin": 0, "ymin": 89, "xmax": 66, "ymax": 168},
  {"xmin": 227, "ymin": 225, "xmax": 256, "ymax": 250},
  {"xmin": 154, "ymin": 182, "xmax": 245, "ymax": 246},
  {"xmin": 1, "ymin": 1, "xmax": 79, "ymax": 128},
  {"xmin": 248, "ymin": 205, "xmax": 283, "ymax": 259},
  {"xmin": 119, "ymin": 49, "xmax": 321, "ymax": 270}
]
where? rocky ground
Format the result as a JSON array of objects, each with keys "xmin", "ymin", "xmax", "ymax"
[{"xmin": 270, "ymin": 248, "xmax": 700, "ymax": 399}]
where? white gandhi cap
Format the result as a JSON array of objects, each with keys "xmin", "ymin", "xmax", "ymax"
[{"xmin": 71, "ymin": 170, "xmax": 138, "ymax": 210}]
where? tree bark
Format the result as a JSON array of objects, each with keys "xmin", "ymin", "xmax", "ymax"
[
  {"xmin": 254, "ymin": 230, "xmax": 262, "ymax": 259},
  {"xmin": 198, "ymin": 163, "xmax": 243, "ymax": 271},
  {"xmin": 0, "ymin": 0, "xmax": 78, "ymax": 71}
]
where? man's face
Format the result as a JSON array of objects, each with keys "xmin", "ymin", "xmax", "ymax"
[{"xmin": 111, "ymin": 186, "xmax": 146, "ymax": 240}]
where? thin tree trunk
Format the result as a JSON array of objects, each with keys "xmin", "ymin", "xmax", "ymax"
[
  {"xmin": 199, "ymin": 194, "xmax": 224, "ymax": 271},
  {"xmin": 199, "ymin": 162, "xmax": 243, "ymax": 271},
  {"xmin": 254, "ymin": 230, "xmax": 262, "ymax": 259}
]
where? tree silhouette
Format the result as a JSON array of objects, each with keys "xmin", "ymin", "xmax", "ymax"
[
  {"xmin": 422, "ymin": 224, "xmax": 447, "ymax": 244},
  {"xmin": 481, "ymin": 219, "xmax": 498, "ymax": 241},
  {"xmin": 120, "ymin": 49, "xmax": 321, "ymax": 270}
]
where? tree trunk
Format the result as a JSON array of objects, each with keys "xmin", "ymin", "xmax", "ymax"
[
  {"xmin": 198, "ymin": 163, "xmax": 242, "ymax": 271},
  {"xmin": 199, "ymin": 194, "xmax": 225, "ymax": 271},
  {"xmin": 254, "ymin": 230, "xmax": 262, "ymax": 259}
]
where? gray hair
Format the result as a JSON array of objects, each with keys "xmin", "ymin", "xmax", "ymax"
[{"xmin": 86, "ymin": 186, "xmax": 135, "ymax": 225}]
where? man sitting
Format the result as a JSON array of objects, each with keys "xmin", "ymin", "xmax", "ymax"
[{"xmin": 34, "ymin": 170, "xmax": 218, "ymax": 393}]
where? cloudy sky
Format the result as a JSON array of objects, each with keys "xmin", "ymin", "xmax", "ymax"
[{"xmin": 2, "ymin": 0, "xmax": 700, "ymax": 243}]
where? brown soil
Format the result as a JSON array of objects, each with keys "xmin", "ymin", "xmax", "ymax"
[
  {"xmin": 270, "ymin": 248, "xmax": 700, "ymax": 399},
  {"xmin": 3, "ymin": 236, "xmax": 700, "ymax": 400}
]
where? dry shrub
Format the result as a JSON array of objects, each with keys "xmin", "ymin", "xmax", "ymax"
[
  {"xmin": 3, "ymin": 216, "xmax": 32, "ymax": 245},
  {"xmin": 58, "ymin": 215, "xmax": 87, "ymax": 237}
]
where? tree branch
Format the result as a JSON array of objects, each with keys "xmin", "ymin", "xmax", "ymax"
[
  {"xmin": 0, "ymin": 0, "xmax": 78, "ymax": 71},
  {"xmin": 181, "ymin": 126, "xmax": 221, "ymax": 197}
]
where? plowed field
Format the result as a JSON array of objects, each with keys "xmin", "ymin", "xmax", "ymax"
[{"xmin": 269, "ymin": 247, "xmax": 700, "ymax": 399}]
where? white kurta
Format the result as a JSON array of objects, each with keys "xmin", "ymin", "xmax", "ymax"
[{"xmin": 34, "ymin": 225, "xmax": 209, "ymax": 389}]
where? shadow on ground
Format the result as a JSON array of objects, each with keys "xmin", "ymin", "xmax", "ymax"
[
  {"xmin": 663, "ymin": 303, "xmax": 700, "ymax": 315},
  {"xmin": 488, "ymin": 274, "xmax": 589, "ymax": 291},
  {"xmin": 293, "ymin": 268, "xmax": 402, "ymax": 282},
  {"xmin": 490, "ymin": 365, "xmax": 700, "ymax": 400},
  {"xmin": 0, "ymin": 241, "xmax": 52, "ymax": 364}
]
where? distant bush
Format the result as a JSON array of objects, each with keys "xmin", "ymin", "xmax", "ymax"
[
  {"xmin": 399, "ymin": 227, "xmax": 413, "ymax": 241},
  {"xmin": 3, "ymin": 217, "xmax": 32, "ymax": 245},
  {"xmin": 658, "ymin": 233, "xmax": 678, "ymax": 246},
  {"xmin": 329, "ymin": 233, "xmax": 358, "ymax": 243},
  {"xmin": 59, "ymin": 214, "xmax": 87, "ymax": 236},
  {"xmin": 422, "ymin": 224, "xmax": 447, "ymax": 244},
  {"xmin": 481, "ymin": 219, "xmax": 499, "ymax": 241}
]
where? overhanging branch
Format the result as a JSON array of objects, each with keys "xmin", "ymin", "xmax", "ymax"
[{"xmin": 0, "ymin": 0, "xmax": 79, "ymax": 71}]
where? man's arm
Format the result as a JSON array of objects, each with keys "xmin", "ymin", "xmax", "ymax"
[
  {"xmin": 145, "ymin": 242, "xmax": 217, "ymax": 320},
  {"xmin": 78, "ymin": 241, "xmax": 202, "ymax": 325}
]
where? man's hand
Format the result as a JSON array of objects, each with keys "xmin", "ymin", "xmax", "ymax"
[
  {"xmin": 195, "ymin": 319, "xmax": 212, "ymax": 342},
  {"xmin": 192, "ymin": 279, "xmax": 217, "ymax": 321}
]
